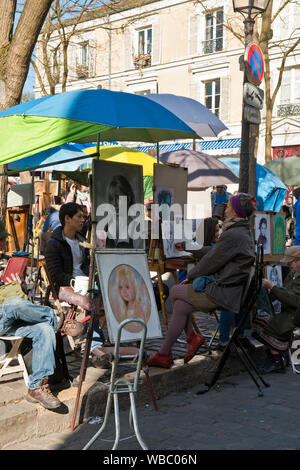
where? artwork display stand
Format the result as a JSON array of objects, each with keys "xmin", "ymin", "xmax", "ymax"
[{"xmin": 71, "ymin": 247, "xmax": 159, "ymax": 431}]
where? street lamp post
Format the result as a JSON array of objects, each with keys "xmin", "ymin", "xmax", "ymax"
[{"xmin": 232, "ymin": 0, "xmax": 271, "ymax": 195}]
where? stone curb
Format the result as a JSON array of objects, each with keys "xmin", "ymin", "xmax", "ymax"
[{"xmin": 0, "ymin": 349, "xmax": 252, "ymax": 449}]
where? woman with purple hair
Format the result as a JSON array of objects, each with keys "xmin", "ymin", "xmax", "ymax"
[{"xmin": 147, "ymin": 193, "xmax": 256, "ymax": 369}]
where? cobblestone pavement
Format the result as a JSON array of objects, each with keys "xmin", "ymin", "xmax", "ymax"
[{"xmin": 5, "ymin": 368, "xmax": 300, "ymax": 451}]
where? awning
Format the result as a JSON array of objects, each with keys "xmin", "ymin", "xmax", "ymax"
[
  {"xmin": 200, "ymin": 138, "xmax": 241, "ymax": 155},
  {"xmin": 134, "ymin": 142, "xmax": 191, "ymax": 153},
  {"xmin": 134, "ymin": 138, "xmax": 241, "ymax": 156}
]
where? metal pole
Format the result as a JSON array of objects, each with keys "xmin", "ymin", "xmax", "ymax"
[
  {"xmin": 107, "ymin": 15, "xmax": 111, "ymax": 90},
  {"xmin": 239, "ymin": 15, "xmax": 254, "ymax": 194}
]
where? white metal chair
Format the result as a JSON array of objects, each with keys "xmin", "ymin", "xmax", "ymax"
[
  {"xmin": 0, "ymin": 335, "xmax": 29, "ymax": 386},
  {"xmin": 83, "ymin": 318, "xmax": 148, "ymax": 451},
  {"xmin": 288, "ymin": 333, "xmax": 300, "ymax": 374}
]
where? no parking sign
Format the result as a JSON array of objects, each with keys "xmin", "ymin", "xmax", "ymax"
[{"xmin": 244, "ymin": 42, "xmax": 264, "ymax": 86}]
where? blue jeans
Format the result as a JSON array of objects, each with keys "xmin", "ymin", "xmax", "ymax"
[
  {"xmin": 0, "ymin": 297, "xmax": 57, "ymax": 390},
  {"xmin": 91, "ymin": 318, "xmax": 103, "ymax": 352},
  {"xmin": 219, "ymin": 310, "xmax": 245, "ymax": 343}
]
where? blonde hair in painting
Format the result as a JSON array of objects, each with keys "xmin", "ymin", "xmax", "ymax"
[{"xmin": 116, "ymin": 265, "xmax": 142, "ymax": 321}]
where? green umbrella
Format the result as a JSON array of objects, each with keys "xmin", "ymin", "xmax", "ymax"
[{"xmin": 265, "ymin": 156, "xmax": 300, "ymax": 186}]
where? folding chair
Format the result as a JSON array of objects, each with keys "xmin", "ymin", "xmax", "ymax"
[
  {"xmin": 203, "ymin": 310, "xmax": 221, "ymax": 348},
  {"xmin": 83, "ymin": 318, "xmax": 149, "ymax": 450},
  {"xmin": 197, "ymin": 245, "xmax": 270, "ymax": 397},
  {"xmin": 288, "ymin": 331, "xmax": 300, "ymax": 374}
]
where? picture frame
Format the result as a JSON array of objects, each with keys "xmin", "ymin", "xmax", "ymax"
[
  {"xmin": 153, "ymin": 164, "xmax": 188, "ymax": 215},
  {"xmin": 96, "ymin": 250, "xmax": 162, "ymax": 343},
  {"xmin": 92, "ymin": 160, "xmax": 145, "ymax": 251},
  {"xmin": 266, "ymin": 264, "xmax": 283, "ymax": 287},
  {"xmin": 255, "ymin": 212, "xmax": 271, "ymax": 255}
]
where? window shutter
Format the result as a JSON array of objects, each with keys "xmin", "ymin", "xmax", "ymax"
[
  {"xmin": 68, "ymin": 43, "xmax": 78, "ymax": 80},
  {"xmin": 189, "ymin": 15, "xmax": 199, "ymax": 56},
  {"xmin": 151, "ymin": 23, "xmax": 161, "ymax": 65},
  {"xmin": 88, "ymin": 40, "xmax": 96, "ymax": 77},
  {"xmin": 189, "ymin": 81, "xmax": 200, "ymax": 101},
  {"xmin": 280, "ymin": 69, "xmax": 291, "ymax": 104},
  {"xmin": 123, "ymin": 28, "xmax": 133, "ymax": 70},
  {"xmin": 295, "ymin": 68, "xmax": 300, "ymax": 102},
  {"xmin": 220, "ymin": 76, "xmax": 230, "ymax": 123}
]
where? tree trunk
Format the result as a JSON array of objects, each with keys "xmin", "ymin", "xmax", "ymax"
[
  {"xmin": 0, "ymin": 0, "xmax": 53, "ymax": 224},
  {"xmin": 259, "ymin": 0, "xmax": 273, "ymax": 163}
]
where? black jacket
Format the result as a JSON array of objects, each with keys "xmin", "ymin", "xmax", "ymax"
[{"xmin": 45, "ymin": 226, "xmax": 89, "ymax": 292}]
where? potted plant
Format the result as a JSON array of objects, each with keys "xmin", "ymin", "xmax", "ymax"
[
  {"xmin": 76, "ymin": 63, "xmax": 89, "ymax": 79},
  {"xmin": 133, "ymin": 53, "xmax": 151, "ymax": 69}
]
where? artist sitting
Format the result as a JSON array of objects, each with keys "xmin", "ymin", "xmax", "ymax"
[
  {"xmin": 146, "ymin": 193, "xmax": 256, "ymax": 368},
  {"xmin": 0, "ymin": 224, "xmax": 83, "ymax": 410},
  {"xmin": 252, "ymin": 246, "xmax": 300, "ymax": 374},
  {"xmin": 45, "ymin": 203, "xmax": 109, "ymax": 369}
]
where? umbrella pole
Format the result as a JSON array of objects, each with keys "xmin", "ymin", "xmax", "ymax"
[
  {"xmin": 156, "ymin": 143, "xmax": 159, "ymax": 163},
  {"xmin": 97, "ymin": 133, "xmax": 100, "ymax": 159}
]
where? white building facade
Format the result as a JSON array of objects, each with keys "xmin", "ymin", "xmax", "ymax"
[{"xmin": 34, "ymin": 0, "xmax": 300, "ymax": 162}]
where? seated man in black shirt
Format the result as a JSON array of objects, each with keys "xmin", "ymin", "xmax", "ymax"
[{"xmin": 45, "ymin": 203, "xmax": 108, "ymax": 368}]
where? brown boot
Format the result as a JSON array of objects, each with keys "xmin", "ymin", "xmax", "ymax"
[{"xmin": 26, "ymin": 378, "xmax": 62, "ymax": 410}]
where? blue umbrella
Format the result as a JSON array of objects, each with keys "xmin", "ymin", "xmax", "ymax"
[
  {"xmin": 145, "ymin": 93, "xmax": 228, "ymax": 137},
  {"xmin": 7, "ymin": 142, "xmax": 119, "ymax": 173},
  {"xmin": 0, "ymin": 88, "xmax": 200, "ymax": 166},
  {"xmin": 219, "ymin": 157, "xmax": 287, "ymax": 212}
]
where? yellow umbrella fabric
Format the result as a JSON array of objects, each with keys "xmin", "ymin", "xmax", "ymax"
[{"xmin": 82, "ymin": 145, "xmax": 159, "ymax": 176}]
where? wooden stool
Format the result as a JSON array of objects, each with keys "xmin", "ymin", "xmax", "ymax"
[{"xmin": 0, "ymin": 335, "xmax": 29, "ymax": 386}]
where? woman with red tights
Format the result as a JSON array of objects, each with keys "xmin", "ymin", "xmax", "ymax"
[{"xmin": 147, "ymin": 193, "xmax": 256, "ymax": 368}]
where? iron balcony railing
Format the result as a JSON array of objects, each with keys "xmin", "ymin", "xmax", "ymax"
[
  {"xmin": 277, "ymin": 103, "xmax": 300, "ymax": 117},
  {"xmin": 202, "ymin": 37, "xmax": 223, "ymax": 54}
]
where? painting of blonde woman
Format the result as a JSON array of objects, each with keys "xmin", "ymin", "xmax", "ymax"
[
  {"xmin": 108, "ymin": 264, "xmax": 151, "ymax": 333},
  {"xmin": 97, "ymin": 252, "xmax": 162, "ymax": 342}
]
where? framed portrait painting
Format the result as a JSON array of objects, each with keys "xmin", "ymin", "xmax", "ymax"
[
  {"xmin": 92, "ymin": 159, "xmax": 145, "ymax": 250},
  {"xmin": 96, "ymin": 251, "xmax": 162, "ymax": 343},
  {"xmin": 266, "ymin": 265, "xmax": 283, "ymax": 287},
  {"xmin": 255, "ymin": 212, "xmax": 271, "ymax": 255}
]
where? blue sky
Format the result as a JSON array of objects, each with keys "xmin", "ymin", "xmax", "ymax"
[{"xmin": 24, "ymin": 65, "xmax": 35, "ymax": 94}]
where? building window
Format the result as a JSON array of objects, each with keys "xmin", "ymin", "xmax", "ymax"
[
  {"xmin": 278, "ymin": 68, "xmax": 300, "ymax": 117},
  {"xmin": 81, "ymin": 43, "xmax": 88, "ymax": 67},
  {"xmin": 205, "ymin": 79, "xmax": 220, "ymax": 117},
  {"xmin": 76, "ymin": 42, "xmax": 89, "ymax": 79},
  {"xmin": 134, "ymin": 27, "xmax": 152, "ymax": 69},
  {"xmin": 203, "ymin": 9, "xmax": 223, "ymax": 54},
  {"xmin": 135, "ymin": 89, "xmax": 151, "ymax": 95}
]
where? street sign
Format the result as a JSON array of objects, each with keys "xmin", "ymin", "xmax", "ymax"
[
  {"xmin": 244, "ymin": 42, "xmax": 264, "ymax": 86},
  {"xmin": 244, "ymin": 104, "xmax": 261, "ymax": 125},
  {"xmin": 243, "ymin": 82, "xmax": 264, "ymax": 110}
]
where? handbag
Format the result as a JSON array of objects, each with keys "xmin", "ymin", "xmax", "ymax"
[{"xmin": 0, "ymin": 281, "xmax": 27, "ymax": 304}]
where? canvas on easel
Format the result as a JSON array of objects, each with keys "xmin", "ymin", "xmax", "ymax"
[
  {"xmin": 153, "ymin": 163, "xmax": 188, "ymax": 216},
  {"xmin": 96, "ymin": 250, "xmax": 162, "ymax": 343},
  {"xmin": 92, "ymin": 159, "xmax": 145, "ymax": 250},
  {"xmin": 255, "ymin": 212, "xmax": 271, "ymax": 255},
  {"xmin": 272, "ymin": 213, "xmax": 286, "ymax": 255}
]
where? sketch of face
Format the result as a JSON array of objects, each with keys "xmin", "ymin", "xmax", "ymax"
[
  {"xmin": 269, "ymin": 269, "xmax": 279, "ymax": 286},
  {"xmin": 118, "ymin": 275, "xmax": 136, "ymax": 304},
  {"xmin": 259, "ymin": 222, "xmax": 267, "ymax": 237}
]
